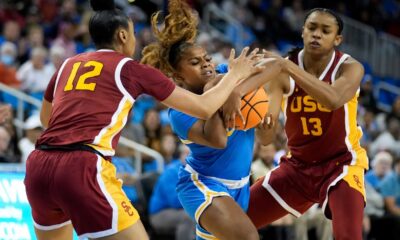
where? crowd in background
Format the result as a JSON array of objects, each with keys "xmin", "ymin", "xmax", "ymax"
[{"xmin": 0, "ymin": 0, "xmax": 399, "ymax": 239}]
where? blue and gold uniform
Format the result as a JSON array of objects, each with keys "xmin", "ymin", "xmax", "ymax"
[{"xmin": 169, "ymin": 108, "xmax": 255, "ymax": 240}]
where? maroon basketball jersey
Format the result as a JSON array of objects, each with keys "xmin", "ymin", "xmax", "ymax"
[
  {"xmin": 37, "ymin": 50, "xmax": 175, "ymax": 156},
  {"xmin": 282, "ymin": 49, "xmax": 367, "ymax": 169}
]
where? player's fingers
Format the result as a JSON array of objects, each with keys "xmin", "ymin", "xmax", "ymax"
[
  {"xmin": 236, "ymin": 110, "xmax": 245, "ymax": 126},
  {"xmin": 238, "ymin": 47, "xmax": 250, "ymax": 59},
  {"xmin": 228, "ymin": 48, "xmax": 235, "ymax": 62},
  {"xmin": 266, "ymin": 114, "xmax": 273, "ymax": 128},
  {"xmin": 248, "ymin": 48, "xmax": 259, "ymax": 58},
  {"xmin": 252, "ymin": 53, "xmax": 264, "ymax": 61},
  {"xmin": 224, "ymin": 113, "xmax": 231, "ymax": 128},
  {"xmin": 262, "ymin": 49, "xmax": 280, "ymax": 59}
]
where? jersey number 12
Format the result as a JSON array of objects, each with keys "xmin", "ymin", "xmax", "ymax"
[{"xmin": 64, "ymin": 61, "xmax": 103, "ymax": 91}]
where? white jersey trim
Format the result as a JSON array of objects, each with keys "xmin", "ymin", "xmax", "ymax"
[
  {"xmin": 262, "ymin": 166, "xmax": 302, "ymax": 217},
  {"xmin": 344, "ymin": 102, "xmax": 358, "ymax": 165},
  {"xmin": 321, "ymin": 165, "xmax": 349, "ymax": 213},
  {"xmin": 331, "ymin": 53, "xmax": 350, "ymax": 83},
  {"xmin": 92, "ymin": 58, "xmax": 134, "ymax": 155},
  {"xmin": 184, "ymin": 164, "xmax": 250, "ymax": 189},
  {"xmin": 33, "ymin": 220, "xmax": 72, "ymax": 231},
  {"xmin": 298, "ymin": 49, "xmax": 336, "ymax": 81},
  {"xmin": 52, "ymin": 58, "xmax": 70, "ymax": 100},
  {"xmin": 79, "ymin": 156, "xmax": 119, "ymax": 239}
]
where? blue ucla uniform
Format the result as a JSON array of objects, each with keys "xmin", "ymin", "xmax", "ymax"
[{"xmin": 169, "ymin": 108, "xmax": 255, "ymax": 240}]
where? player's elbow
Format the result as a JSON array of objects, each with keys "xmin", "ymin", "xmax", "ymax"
[{"xmin": 210, "ymin": 136, "xmax": 227, "ymax": 149}]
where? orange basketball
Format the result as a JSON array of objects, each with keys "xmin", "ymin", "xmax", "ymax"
[{"xmin": 235, "ymin": 88, "xmax": 269, "ymax": 130}]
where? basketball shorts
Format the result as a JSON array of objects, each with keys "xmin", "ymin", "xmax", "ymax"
[
  {"xmin": 177, "ymin": 165, "xmax": 250, "ymax": 240},
  {"xmin": 261, "ymin": 157, "xmax": 366, "ymax": 218},
  {"xmin": 24, "ymin": 149, "xmax": 139, "ymax": 239}
]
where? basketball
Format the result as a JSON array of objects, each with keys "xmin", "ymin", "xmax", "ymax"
[{"xmin": 235, "ymin": 88, "xmax": 269, "ymax": 130}]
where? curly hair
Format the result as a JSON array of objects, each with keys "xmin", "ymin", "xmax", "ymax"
[{"xmin": 141, "ymin": 0, "xmax": 198, "ymax": 77}]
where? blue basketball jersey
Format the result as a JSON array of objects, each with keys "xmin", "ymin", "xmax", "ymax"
[{"xmin": 168, "ymin": 109, "xmax": 255, "ymax": 180}]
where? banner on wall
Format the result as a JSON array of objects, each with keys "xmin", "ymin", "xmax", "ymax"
[
  {"xmin": 0, "ymin": 171, "xmax": 79, "ymax": 240},
  {"xmin": 0, "ymin": 172, "xmax": 34, "ymax": 240}
]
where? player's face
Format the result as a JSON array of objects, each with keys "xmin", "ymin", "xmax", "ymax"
[
  {"xmin": 175, "ymin": 46, "xmax": 216, "ymax": 94},
  {"xmin": 302, "ymin": 12, "xmax": 342, "ymax": 54}
]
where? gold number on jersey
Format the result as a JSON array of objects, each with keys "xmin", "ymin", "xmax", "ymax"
[
  {"xmin": 300, "ymin": 117, "xmax": 322, "ymax": 136},
  {"xmin": 64, "ymin": 61, "xmax": 103, "ymax": 91}
]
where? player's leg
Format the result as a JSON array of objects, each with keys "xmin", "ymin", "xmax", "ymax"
[
  {"xmin": 34, "ymin": 224, "xmax": 73, "ymax": 240},
  {"xmin": 199, "ymin": 196, "xmax": 259, "ymax": 240},
  {"xmin": 25, "ymin": 150, "xmax": 74, "ymax": 240},
  {"xmin": 56, "ymin": 153, "xmax": 148, "ymax": 239},
  {"xmin": 248, "ymin": 163, "xmax": 314, "ymax": 229},
  {"xmin": 247, "ymin": 176, "xmax": 290, "ymax": 228},
  {"xmin": 328, "ymin": 180, "xmax": 364, "ymax": 240}
]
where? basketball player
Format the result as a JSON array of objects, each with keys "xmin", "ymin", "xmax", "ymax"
[
  {"xmin": 141, "ymin": 1, "xmax": 282, "ymax": 239},
  {"xmin": 23, "ymin": 0, "xmax": 264, "ymax": 239},
  {"xmin": 247, "ymin": 8, "xmax": 368, "ymax": 240}
]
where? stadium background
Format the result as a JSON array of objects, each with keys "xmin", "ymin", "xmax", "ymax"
[{"xmin": 0, "ymin": 0, "xmax": 399, "ymax": 239}]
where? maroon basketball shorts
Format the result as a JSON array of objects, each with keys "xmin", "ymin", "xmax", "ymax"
[
  {"xmin": 260, "ymin": 157, "xmax": 366, "ymax": 217},
  {"xmin": 24, "ymin": 149, "xmax": 139, "ymax": 238}
]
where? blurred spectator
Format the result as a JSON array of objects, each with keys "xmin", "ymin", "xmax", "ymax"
[
  {"xmin": 149, "ymin": 145, "xmax": 196, "ymax": 240},
  {"xmin": 18, "ymin": 114, "xmax": 43, "ymax": 163},
  {"xmin": 379, "ymin": 157, "xmax": 400, "ymax": 215},
  {"xmin": 0, "ymin": 41, "xmax": 19, "ymax": 88},
  {"xmin": 46, "ymin": 45, "xmax": 66, "ymax": 75},
  {"xmin": 375, "ymin": 157, "xmax": 400, "ymax": 239},
  {"xmin": 359, "ymin": 110, "xmax": 379, "ymax": 149},
  {"xmin": 18, "ymin": 25, "xmax": 45, "ymax": 64},
  {"xmin": 294, "ymin": 204, "xmax": 332, "ymax": 240},
  {"xmin": 0, "ymin": 125, "xmax": 18, "ymax": 163},
  {"xmin": 52, "ymin": 20, "xmax": 77, "ymax": 58},
  {"xmin": 283, "ymin": 0, "xmax": 305, "ymax": 33},
  {"xmin": 143, "ymin": 109, "xmax": 163, "ymax": 153},
  {"xmin": 388, "ymin": 96, "xmax": 400, "ymax": 120},
  {"xmin": 359, "ymin": 77, "xmax": 377, "ymax": 113},
  {"xmin": 210, "ymin": 40, "xmax": 234, "ymax": 65},
  {"xmin": 0, "ymin": 104, "xmax": 11, "ymax": 123},
  {"xmin": 366, "ymin": 151, "xmax": 394, "ymax": 189},
  {"xmin": 113, "ymin": 155, "xmax": 139, "ymax": 204},
  {"xmin": 0, "ymin": 20, "xmax": 21, "ymax": 46},
  {"xmin": 251, "ymin": 143, "xmax": 277, "ymax": 182},
  {"xmin": 17, "ymin": 46, "xmax": 53, "ymax": 93},
  {"xmin": 225, "ymin": 7, "xmax": 257, "ymax": 48},
  {"xmin": 369, "ymin": 115, "xmax": 400, "ymax": 157},
  {"xmin": 160, "ymin": 133, "xmax": 179, "ymax": 164},
  {"xmin": 364, "ymin": 181, "xmax": 385, "ymax": 239}
]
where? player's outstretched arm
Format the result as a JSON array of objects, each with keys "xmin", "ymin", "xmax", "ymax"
[
  {"xmin": 264, "ymin": 50, "xmax": 364, "ymax": 110},
  {"xmin": 255, "ymin": 73, "xmax": 286, "ymax": 146},
  {"xmin": 221, "ymin": 56, "xmax": 283, "ymax": 127},
  {"xmin": 162, "ymin": 47, "xmax": 264, "ymax": 120}
]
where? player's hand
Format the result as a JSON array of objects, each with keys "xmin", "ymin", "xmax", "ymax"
[
  {"xmin": 262, "ymin": 49, "xmax": 283, "ymax": 59},
  {"xmin": 257, "ymin": 113, "xmax": 274, "ymax": 130},
  {"xmin": 228, "ymin": 47, "xmax": 265, "ymax": 83},
  {"xmin": 221, "ymin": 91, "xmax": 244, "ymax": 129}
]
